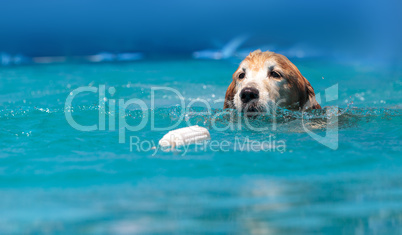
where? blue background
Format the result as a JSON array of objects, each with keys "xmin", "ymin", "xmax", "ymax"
[{"xmin": 0, "ymin": 0, "xmax": 400, "ymax": 61}]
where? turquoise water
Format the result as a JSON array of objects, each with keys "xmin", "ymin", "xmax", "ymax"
[{"xmin": 0, "ymin": 58, "xmax": 401, "ymax": 234}]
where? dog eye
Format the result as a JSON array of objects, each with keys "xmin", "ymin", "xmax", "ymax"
[
  {"xmin": 238, "ymin": 72, "xmax": 245, "ymax": 79},
  {"xmin": 270, "ymin": 71, "xmax": 281, "ymax": 79}
]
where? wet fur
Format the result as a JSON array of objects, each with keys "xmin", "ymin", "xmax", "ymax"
[{"xmin": 224, "ymin": 50, "xmax": 321, "ymax": 112}]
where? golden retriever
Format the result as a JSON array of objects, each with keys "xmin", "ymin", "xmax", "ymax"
[{"xmin": 224, "ymin": 50, "xmax": 321, "ymax": 114}]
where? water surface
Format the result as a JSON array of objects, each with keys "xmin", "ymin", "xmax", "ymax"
[{"xmin": 0, "ymin": 58, "xmax": 401, "ymax": 234}]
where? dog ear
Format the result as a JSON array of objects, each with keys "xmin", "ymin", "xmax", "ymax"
[
  {"xmin": 299, "ymin": 77, "xmax": 321, "ymax": 110},
  {"xmin": 223, "ymin": 80, "xmax": 236, "ymax": 109}
]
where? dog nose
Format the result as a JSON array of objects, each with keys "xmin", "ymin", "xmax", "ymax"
[{"xmin": 240, "ymin": 87, "xmax": 259, "ymax": 103}]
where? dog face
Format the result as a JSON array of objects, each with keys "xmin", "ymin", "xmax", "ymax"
[{"xmin": 224, "ymin": 50, "xmax": 321, "ymax": 113}]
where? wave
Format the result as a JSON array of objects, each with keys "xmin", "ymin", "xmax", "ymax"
[{"xmin": 1, "ymin": 105, "xmax": 400, "ymax": 132}]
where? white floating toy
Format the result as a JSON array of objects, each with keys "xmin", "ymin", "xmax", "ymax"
[{"xmin": 159, "ymin": 125, "xmax": 210, "ymax": 148}]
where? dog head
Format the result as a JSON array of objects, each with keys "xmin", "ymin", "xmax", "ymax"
[{"xmin": 224, "ymin": 50, "xmax": 321, "ymax": 114}]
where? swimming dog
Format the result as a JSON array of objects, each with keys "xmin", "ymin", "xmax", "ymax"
[{"xmin": 224, "ymin": 50, "xmax": 321, "ymax": 114}]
